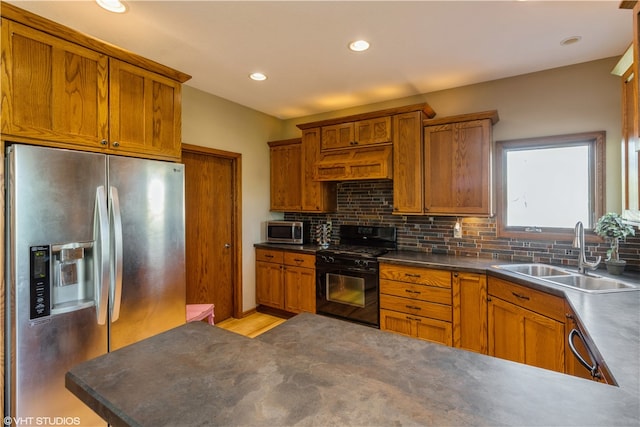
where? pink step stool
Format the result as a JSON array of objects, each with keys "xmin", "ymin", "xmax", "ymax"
[{"xmin": 186, "ymin": 304, "xmax": 215, "ymax": 325}]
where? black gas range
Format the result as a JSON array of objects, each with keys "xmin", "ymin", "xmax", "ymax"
[
  {"xmin": 315, "ymin": 225, "xmax": 396, "ymax": 328},
  {"xmin": 316, "ymin": 224, "xmax": 396, "ymax": 258}
]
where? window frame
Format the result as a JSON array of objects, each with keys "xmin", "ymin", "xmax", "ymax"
[{"xmin": 495, "ymin": 131, "xmax": 606, "ymax": 240}]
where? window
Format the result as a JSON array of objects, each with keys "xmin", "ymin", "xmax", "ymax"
[{"xmin": 495, "ymin": 131, "xmax": 605, "ymax": 239}]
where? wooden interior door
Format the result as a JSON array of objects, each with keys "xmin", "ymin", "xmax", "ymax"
[{"xmin": 182, "ymin": 144, "xmax": 242, "ymax": 321}]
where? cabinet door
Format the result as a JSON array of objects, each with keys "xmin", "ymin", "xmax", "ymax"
[
  {"xmin": 255, "ymin": 261, "xmax": 284, "ymax": 309},
  {"xmin": 489, "ymin": 297, "xmax": 564, "ymax": 373},
  {"xmin": 393, "ymin": 111, "xmax": 424, "ymax": 214},
  {"xmin": 488, "ymin": 297, "xmax": 525, "ymax": 364},
  {"xmin": 269, "ymin": 141, "xmax": 302, "ymax": 211},
  {"xmin": 283, "ymin": 265, "xmax": 316, "ymax": 314},
  {"xmin": 354, "ymin": 117, "xmax": 392, "ymax": 146},
  {"xmin": 109, "ymin": 59, "xmax": 182, "ymax": 160},
  {"xmin": 523, "ymin": 309, "xmax": 564, "ymax": 373},
  {"xmin": 424, "ymin": 119, "xmax": 492, "ymax": 215},
  {"xmin": 301, "ymin": 128, "xmax": 336, "ymax": 212},
  {"xmin": 1, "ymin": 20, "xmax": 109, "ymax": 148},
  {"xmin": 452, "ymin": 272, "xmax": 488, "ymax": 354},
  {"xmin": 321, "ymin": 123, "xmax": 354, "ymax": 150}
]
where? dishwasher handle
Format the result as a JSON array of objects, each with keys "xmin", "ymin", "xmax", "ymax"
[{"xmin": 568, "ymin": 328, "xmax": 601, "ymax": 379}]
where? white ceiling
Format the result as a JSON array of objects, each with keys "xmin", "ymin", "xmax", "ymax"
[{"xmin": 5, "ymin": 1, "xmax": 633, "ymax": 120}]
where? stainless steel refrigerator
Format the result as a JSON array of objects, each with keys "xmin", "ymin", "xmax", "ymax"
[{"xmin": 4, "ymin": 144, "xmax": 186, "ymax": 426}]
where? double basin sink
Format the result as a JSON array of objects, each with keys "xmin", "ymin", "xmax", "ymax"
[{"xmin": 494, "ymin": 263, "xmax": 639, "ymax": 293}]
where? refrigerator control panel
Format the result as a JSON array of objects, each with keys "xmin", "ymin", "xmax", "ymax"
[{"xmin": 30, "ymin": 245, "xmax": 51, "ymax": 319}]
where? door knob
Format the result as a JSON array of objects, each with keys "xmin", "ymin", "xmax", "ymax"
[{"xmin": 224, "ymin": 243, "xmax": 231, "ymax": 248}]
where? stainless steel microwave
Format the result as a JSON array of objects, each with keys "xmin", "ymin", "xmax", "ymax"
[{"xmin": 267, "ymin": 221, "xmax": 309, "ymax": 244}]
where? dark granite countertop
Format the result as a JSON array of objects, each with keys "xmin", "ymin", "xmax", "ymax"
[
  {"xmin": 66, "ymin": 313, "xmax": 639, "ymax": 426},
  {"xmin": 379, "ymin": 250, "xmax": 640, "ymax": 395},
  {"xmin": 253, "ymin": 245, "xmax": 639, "ymax": 395}
]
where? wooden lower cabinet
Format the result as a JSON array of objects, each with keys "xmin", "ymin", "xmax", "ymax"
[
  {"xmin": 380, "ymin": 309, "xmax": 452, "ymax": 344},
  {"xmin": 283, "ymin": 266, "xmax": 315, "ymax": 313},
  {"xmin": 255, "ymin": 248, "xmax": 316, "ymax": 314},
  {"xmin": 452, "ymin": 272, "xmax": 487, "ymax": 354},
  {"xmin": 379, "ymin": 263, "xmax": 453, "ymax": 346},
  {"xmin": 255, "ymin": 250, "xmax": 285, "ymax": 310},
  {"xmin": 488, "ymin": 277, "xmax": 565, "ymax": 373}
]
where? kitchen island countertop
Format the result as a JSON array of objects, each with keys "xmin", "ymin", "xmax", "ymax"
[{"xmin": 66, "ymin": 312, "xmax": 639, "ymax": 426}]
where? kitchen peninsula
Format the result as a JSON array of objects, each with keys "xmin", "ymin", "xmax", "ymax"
[{"xmin": 67, "ymin": 296, "xmax": 639, "ymax": 426}]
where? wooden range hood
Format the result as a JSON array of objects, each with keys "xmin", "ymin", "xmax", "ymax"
[{"xmin": 297, "ymin": 103, "xmax": 436, "ymax": 181}]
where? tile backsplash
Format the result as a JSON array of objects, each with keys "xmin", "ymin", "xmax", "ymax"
[{"xmin": 285, "ymin": 179, "xmax": 640, "ymax": 272}]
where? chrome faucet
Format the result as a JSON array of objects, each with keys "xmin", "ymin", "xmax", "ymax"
[{"xmin": 573, "ymin": 221, "xmax": 601, "ymax": 274}]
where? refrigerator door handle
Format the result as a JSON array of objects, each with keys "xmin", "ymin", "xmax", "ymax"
[
  {"xmin": 94, "ymin": 186, "xmax": 110, "ymax": 325},
  {"xmin": 109, "ymin": 186, "xmax": 124, "ymax": 323}
]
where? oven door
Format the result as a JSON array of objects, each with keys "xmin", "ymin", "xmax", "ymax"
[{"xmin": 316, "ymin": 265, "xmax": 379, "ymax": 328}]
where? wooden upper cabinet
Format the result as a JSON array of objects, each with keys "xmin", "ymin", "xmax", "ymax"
[
  {"xmin": 109, "ymin": 60, "xmax": 182, "ymax": 160},
  {"xmin": 1, "ymin": 19, "xmax": 109, "ymax": 148},
  {"xmin": 354, "ymin": 116, "xmax": 392, "ymax": 146},
  {"xmin": 320, "ymin": 117, "xmax": 391, "ymax": 151},
  {"xmin": 268, "ymin": 135, "xmax": 336, "ymax": 212},
  {"xmin": 321, "ymin": 123, "xmax": 354, "ymax": 150},
  {"xmin": 0, "ymin": 4, "xmax": 190, "ymax": 161},
  {"xmin": 423, "ymin": 111, "xmax": 498, "ymax": 216},
  {"xmin": 617, "ymin": 1, "xmax": 640, "ymax": 220},
  {"xmin": 393, "ymin": 111, "xmax": 424, "ymax": 214},
  {"xmin": 269, "ymin": 139, "xmax": 303, "ymax": 211},
  {"xmin": 301, "ymin": 128, "xmax": 337, "ymax": 212}
]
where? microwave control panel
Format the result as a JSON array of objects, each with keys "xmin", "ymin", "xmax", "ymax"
[{"xmin": 30, "ymin": 245, "xmax": 51, "ymax": 319}]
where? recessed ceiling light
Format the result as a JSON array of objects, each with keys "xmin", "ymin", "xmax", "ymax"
[
  {"xmin": 96, "ymin": 0, "xmax": 127, "ymax": 13},
  {"xmin": 349, "ymin": 40, "xmax": 370, "ymax": 52},
  {"xmin": 560, "ymin": 36, "xmax": 582, "ymax": 46},
  {"xmin": 249, "ymin": 72, "xmax": 267, "ymax": 81}
]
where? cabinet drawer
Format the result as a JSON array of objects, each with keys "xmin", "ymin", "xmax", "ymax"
[
  {"xmin": 255, "ymin": 248, "xmax": 284, "ymax": 263},
  {"xmin": 380, "ymin": 294, "xmax": 452, "ymax": 322},
  {"xmin": 380, "ymin": 264, "xmax": 451, "ymax": 288},
  {"xmin": 380, "ymin": 279, "xmax": 451, "ymax": 305},
  {"xmin": 488, "ymin": 277, "xmax": 565, "ymax": 322},
  {"xmin": 380, "ymin": 309, "xmax": 452, "ymax": 346},
  {"xmin": 284, "ymin": 252, "xmax": 315, "ymax": 268}
]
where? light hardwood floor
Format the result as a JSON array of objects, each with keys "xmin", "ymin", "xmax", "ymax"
[{"xmin": 215, "ymin": 312, "xmax": 287, "ymax": 338}]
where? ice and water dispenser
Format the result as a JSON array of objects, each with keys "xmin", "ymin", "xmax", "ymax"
[{"xmin": 29, "ymin": 241, "xmax": 95, "ymax": 319}]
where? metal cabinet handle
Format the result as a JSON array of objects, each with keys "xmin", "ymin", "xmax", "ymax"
[
  {"xmin": 264, "ymin": 254, "xmax": 274, "ymax": 258},
  {"xmin": 406, "ymin": 316, "xmax": 422, "ymax": 322},
  {"xmin": 405, "ymin": 273, "xmax": 421, "ymax": 278},
  {"xmin": 405, "ymin": 305, "xmax": 421, "ymax": 310},
  {"xmin": 512, "ymin": 292, "xmax": 530, "ymax": 301},
  {"xmin": 100, "ymin": 139, "xmax": 108, "ymax": 146},
  {"xmin": 112, "ymin": 141, "xmax": 120, "ymax": 147},
  {"xmin": 568, "ymin": 328, "xmax": 601, "ymax": 379},
  {"xmin": 405, "ymin": 289, "xmax": 421, "ymax": 295}
]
